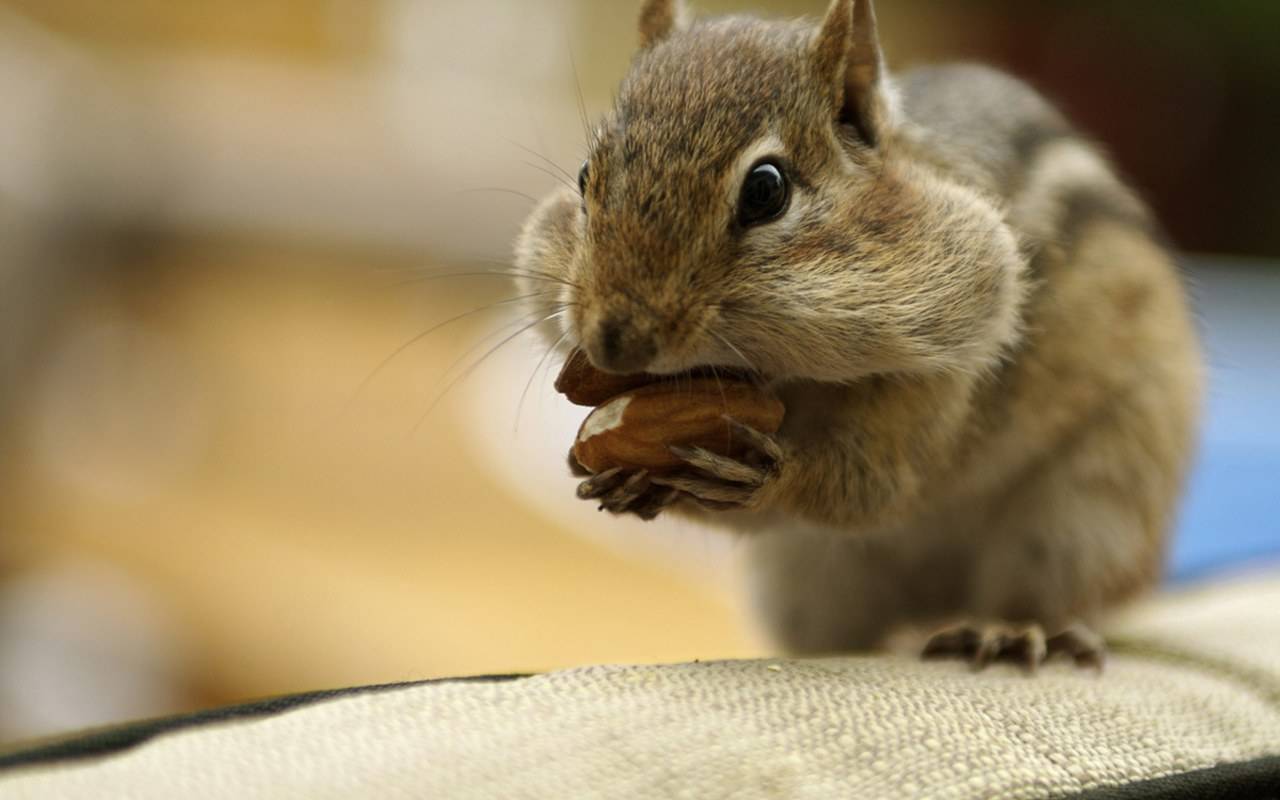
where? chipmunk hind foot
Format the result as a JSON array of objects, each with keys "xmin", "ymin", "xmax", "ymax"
[{"xmin": 922, "ymin": 620, "xmax": 1106, "ymax": 673}]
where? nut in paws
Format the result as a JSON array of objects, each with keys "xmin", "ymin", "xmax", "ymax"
[{"xmin": 570, "ymin": 378, "xmax": 784, "ymax": 474}]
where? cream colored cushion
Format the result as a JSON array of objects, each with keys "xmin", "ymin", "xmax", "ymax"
[{"xmin": 3, "ymin": 571, "xmax": 1279, "ymax": 799}]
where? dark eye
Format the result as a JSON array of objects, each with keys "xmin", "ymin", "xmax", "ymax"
[
  {"xmin": 578, "ymin": 160, "xmax": 589, "ymax": 197},
  {"xmin": 738, "ymin": 160, "xmax": 789, "ymax": 227}
]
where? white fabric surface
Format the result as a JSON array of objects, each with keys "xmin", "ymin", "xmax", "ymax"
[{"xmin": 3, "ymin": 571, "xmax": 1279, "ymax": 799}]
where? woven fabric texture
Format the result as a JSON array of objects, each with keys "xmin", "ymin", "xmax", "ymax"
[{"xmin": 3, "ymin": 571, "xmax": 1279, "ymax": 799}]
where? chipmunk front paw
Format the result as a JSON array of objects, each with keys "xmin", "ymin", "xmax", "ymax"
[
  {"xmin": 652, "ymin": 416, "xmax": 783, "ymax": 511},
  {"xmin": 922, "ymin": 620, "xmax": 1106, "ymax": 673},
  {"xmin": 576, "ymin": 467, "xmax": 681, "ymax": 521},
  {"xmin": 572, "ymin": 416, "xmax": 783, "ymax": 519}
]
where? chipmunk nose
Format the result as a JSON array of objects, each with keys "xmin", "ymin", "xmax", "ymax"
[{"xmin": 589, "ymin": 314, "xmax": 656, "ymax": 374}]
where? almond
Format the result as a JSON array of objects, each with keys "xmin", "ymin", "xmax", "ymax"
[{"xmin": 572, "ymin": 378, "xmax": 784, "ymax": 473}]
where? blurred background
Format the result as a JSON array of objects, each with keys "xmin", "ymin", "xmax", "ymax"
[{"xmin": 0, "ymin": 0, "xmax": 1277, "ymax": 746}]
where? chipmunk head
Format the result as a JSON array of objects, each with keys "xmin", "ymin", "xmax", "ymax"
[{"xmin": 517, "ymin": 0, "xmax": 1026, "ymax": 381}]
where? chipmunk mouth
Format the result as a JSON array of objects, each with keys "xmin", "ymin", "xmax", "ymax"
[
  {"xmin": 644, "ymin": 350, "xmax": 764, "ymax": 383},
  {"xmin": 652, "ymin": 363, "xmax": 761, "ymax": 384},
  {"xmin": 556, "ymin": 349, "xmax": 765, "ymax": 407}
]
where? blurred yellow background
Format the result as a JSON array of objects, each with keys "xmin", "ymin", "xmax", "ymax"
[
  {"xmin": 0, "ymin": 1, "xmax": 771, "ymax": 744},
  {"xmin": 0, "ymin": 0, "xmax": 1276, "ymax": 745}
]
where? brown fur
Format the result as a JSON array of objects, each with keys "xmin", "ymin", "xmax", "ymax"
[{"xmin": 515, "ymin": 0, "xmax": 1202, "ymax": 654}]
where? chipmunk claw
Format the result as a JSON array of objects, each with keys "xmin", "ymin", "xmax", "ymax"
[
  {"xmin": 579, "ymin": 469, "xmax": 681, "ymax": 521},
  {"xmin": 722, "ymin": 415, "xmax": 785, "ymax": 464},
  {"xmin": 923, "ymin": 621, "xmax": 1105, "ymax": 673},
  {"xmin": 597, "ymin": 470, "xmax": 651, "ymax": 513},
  {"xmin": 628, "ymin": 485, "xmax": 682, "ymax": 520},
  {"xmin": 1046, "ymin": 622, "xmax": 1108, "ymax": 670},
  {"xmin": 650, "ymin": 472, "xmax": 760, "ymax": 507},
  {"xmin": 576, "ymin": 467, "xmax": 626, "ymax": 500},
  {"xmin": 656, "ymin": 420, "xmax": 782, "ymax": 510},
  {"xmin": 667, "ymin": 445, "xmax": 768, "ymax": 486}
]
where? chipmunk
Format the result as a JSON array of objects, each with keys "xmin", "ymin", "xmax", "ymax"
[{"xmin": 514, "ymin": 0, "xmax": 1202, "ymax": 669}]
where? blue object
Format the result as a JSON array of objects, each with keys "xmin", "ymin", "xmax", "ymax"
[{"xmin": 1168, "ymin": 259, "xmax": 1280, "ymax": 582}]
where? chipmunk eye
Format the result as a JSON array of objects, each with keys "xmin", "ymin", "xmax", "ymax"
[
  {"xmin": 738, "ymin": 160, "xmax": 789, "ymax": 227},
  {"xmin": 578, "ymin": 161, "xmax": 589, "ymax": 197}
]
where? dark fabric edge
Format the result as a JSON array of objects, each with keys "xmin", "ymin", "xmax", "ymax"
[
  {"xmin": 0, "ymin": 673, "xmax": 531, "ymax": 774},
  {"xmin": 1061, "ymin": 755, "xmax": 1280, "ymax": 800}
]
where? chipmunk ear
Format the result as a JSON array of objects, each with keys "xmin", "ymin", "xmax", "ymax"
[
  {"xmin": 638, "ymin": 0, "xmax": 688, "ymax": 49},
  {"xmin": 812, "ymin": 0, "xmax": 895, "ymax": 145}
]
